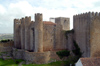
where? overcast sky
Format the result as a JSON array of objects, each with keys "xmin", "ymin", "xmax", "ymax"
[{"xmin": 0, "ymin": 0, "xmax": 100, "ymax": 33}]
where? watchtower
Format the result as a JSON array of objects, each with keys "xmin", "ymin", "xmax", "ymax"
[
  {"xmin": 34, "ymin": 13, "xmax": 43, "ymax": 52},
  {"xmin": 25, "ymin": 16, "xmax": 31, "ymax": 50},
  {"xmin": 14, "ymin": 19, "xmax": 21, "ymax": 49}
]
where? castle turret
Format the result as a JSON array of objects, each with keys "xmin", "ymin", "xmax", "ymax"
[
  {"xmin": 14, "ymin": 19, "xmax": 21, "ymax": 49},
  {"xmin": 34, "ymin": 13, "xmax": 43, "ymax": 52},
  {"xmin": 21, "ymin": 18, "xmax": 25, "ymax": 49},
  {"xmin": 25, "ymin": 16, "xmax": 31, "ymax": 50}
]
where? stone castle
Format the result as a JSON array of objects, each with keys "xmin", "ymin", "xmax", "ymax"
[
  {"xmin": 13, "ymin": 12, "xmax": 100, "ymax": 63},
  {"xmin": 14, "ymin": 13, "xmax": 69, "ymax": 52}
]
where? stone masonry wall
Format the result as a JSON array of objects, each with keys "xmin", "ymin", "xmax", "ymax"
[
  {"xmin": 13, "ymin": 48, "xmax": 50, "ymax": 64},
  {"xmin": 21, "ymin": 18, "xmax": 25, "ymax": 49},
  {"xmin": 0, "ymin": 41, "xmax": 14, "ymax": 52},
  {"xmin": 29, "ymin": 21, "xmax": 35, "ymax": 51},
  {"xmin": 55, "ymin": 17, "xmax": 69, "ymax": 50},
  {"xmin": 13, "ymin": 48, "xmax": 61, "ymax": 64},
  {"xmin": 73, "ymin": 13, "xmax": 90, "ymax": 57},
  {"xmin": 90, "ymin": 12, "xmax": 100, "ymax": 57},
  {"xmin": 67, "ymin": 32, "xmax": 74, "ymax": 51},
  {"xmin": 43, "ymin": 24, "xmax": 56, "ymax": 51},
  {"xmin": 14, "ymin": 19, "xmax": 21, "ymax": 49},
  {"xmin": 34, "ymin": 13, "xmax": 43, "ymax": 52},
  {"xmin": 25, "ymin": 16, "xmax": 31, "ymax": 50}
]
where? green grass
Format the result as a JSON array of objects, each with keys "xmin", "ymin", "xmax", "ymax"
[
  {"xmin": 0, "ymin": 59, "xmax": 18, "ymax": 66},
  {"xmin": 23, "ymin": 61, "xmax": 64, "ymax": 66},
  {"xmin": 0, "ymin": 58, "xmax": 65, "ymax": 66}
]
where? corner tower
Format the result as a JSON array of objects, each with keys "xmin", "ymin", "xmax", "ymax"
[
  {"xmin": 25, "ymin": 16, "xmax": 31, "ymax": 50},
  {"xmin": 14, "ymin": 19, "xmax": 21, "ymax": 49},
  {"xmin": 35, "ymin": 13, "xmax": 43, "ymax": 52}
]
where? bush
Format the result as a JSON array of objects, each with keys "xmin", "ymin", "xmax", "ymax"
[
  {"xmin": 56, "ymin": 40, "xmax": 83, "ymax": 66},
  {"xmin": 0, "ymin": 39, "xmax": 13, "ymax": 43},
  {"xmin": 72, "ymin": 40, "xmax": 83, "ymax": 58},
  {"xmin": 56, "ymin": 50, "xmax": 70, "ymax": 59}
]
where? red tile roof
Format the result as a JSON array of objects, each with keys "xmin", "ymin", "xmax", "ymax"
[
  {"xmin": 80, "ymin": 57, "xmax": 100, "ymax": 66},
  {"xmin": 43, "ymin": 21, "xmax": 56, "ymax": 25}
]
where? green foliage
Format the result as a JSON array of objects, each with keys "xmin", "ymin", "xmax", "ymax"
[
  {"xmin": 56, "ymin": 50, "xmax": 70, "ymax": 59},
  {"xmin": 72, "ymin": 40, "xmax": 83, "ymax": 58},
  {"xmin": 0, "ymin": 58, "xmax": 65, "ymax": 66},
  {"xmin": 15, "ymin": 59, "xmax": 23, "ymax": 64},
  {"xmin": 56, "ymin": 40, "xmax": 83, "ymax": 66},
  {"xmin": 0, "ymin": 59, "xmax": 18, "ymax": 66},
  {"xmin": 64, "ymin": 40, "xmax": 83, "ymax": 66},
  {"xmin": 0, "ymin": 39, "xmax": 13, "ymax": 43}
]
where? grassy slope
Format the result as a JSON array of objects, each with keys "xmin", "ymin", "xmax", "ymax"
[{"xmin": 0, "ymin": 59, "xmax": 65, "ymax": 66}]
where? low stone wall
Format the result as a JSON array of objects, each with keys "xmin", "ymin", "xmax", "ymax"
[
  {"xmin": 13, "ymin": 48, "xmax": 50, "ymax": 64},
  {"xmin": 13, "ymin": 48, "xmax": 61, "ymax": 64},
  {"xmin": 49, "ymin": 51, "xmax": 61, "ymax": 61},
  {"xmin": 0, "ymin": 41, "xmax": 14, "ymax": 58},
  {"xmin": 0, "ymin": 41, "xmax": 14, "ymax": 47},
  {"xmin": 0, "ymin": 41, "xmax": 14, "ymax": 53}
]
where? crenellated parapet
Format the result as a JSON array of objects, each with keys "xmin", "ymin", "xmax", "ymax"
[
  {"xmin": 25, "ymin": 16, "xmax": 31, "ymax": 28},
  {"xmin": 74, "ymin": 12, "xmax": 100, "ymax": 22}
]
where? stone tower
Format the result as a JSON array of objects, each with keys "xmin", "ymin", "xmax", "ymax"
[
  {"xmin": 25, "ymin": 16, "xmax": 31, "ymax": 50},
  {"xmin": 34, "ymin": 13, "xmax": 43, "ymax": 52},
  {"xmin": 20, "ymin": 18, "xmax": 25, "ymax": 49},
  {"xmin": 73, "ymin": 13, "xmax": 90, "ymax": 57},
  {"xmin": 55, "ymin": 17, "xmax": 70, "ymax": 30},
  {"xmin": 14, "ymin": 19, "xmax": 21, "ymax": 49},
  {"xmin": 89, "ymin": 12, "xmax": 100, "ymax": 57}
]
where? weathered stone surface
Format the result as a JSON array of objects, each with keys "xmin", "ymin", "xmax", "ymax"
[
  {"xmin": 13, "ymin": 48, "xmax": 62, "ymax": 64},
  {"xmin": 14, "ymin": 19, "xmax": 21, "ymax": 49},
  {"xmin": 90, "ymin": 14, "xmax": 100, "ymax": 57},
  {"xmin": 43, "ymin": 24, "xmax": 56, "ymax": 51},
  {"xmin": 34, "ymin": 13, "xmax": 43, "ymax": 52},
  {"xmin": 21, "ymin": 18, "xmax": 25, "ymax": 49},
  {"xmin": 73, "ymin": 13, "xmax": 90, "ymax": 57},
  {"xmin": 25, "ymin": 16, "xmax": 31, "ymax": 50}
]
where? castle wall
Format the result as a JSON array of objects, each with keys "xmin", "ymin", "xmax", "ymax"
[
  {"xmin": 60, "ymin": 31, "xmax": 68, "ymax": 50},
  {"xmin": 90, "ymin": 12, "xmax": 100, "ymax": 57},
  {"xmin": 73, "ymin": 13, "xmax": 90, "ymax": 57},
  {"xmin": 13, "ymin": 48, "xmax": 50, "ymax": 64},
  {"xmin": 55, "ymin": 23, "xmax": 63, "ymax": 50},
  {"xmin": 13, "ymin": 48, "xmax": 61, "ymax": 64},
  {"xmin": 0, "ymin": 41, "xmax": 14, "ymax": 52},
  {"xmin": 35, "ymin": 13, "xmax": 43, "ymax": 52},
  {"xmin": 43, "ymin": 24, "xmax": 56, "ymax": 51},
  {"xmin": 14, "ymin": 19, "xmax": 21, "ymax": 49},
  {"xmin": 55, "ymin": 17, "xmax": 69, "ymax": 50},
  {"xmin": 29, "ymin": 21, "xmax": 35, "ymax": 51},
  {"xmin": 67, "ymin": 32, "xmax": 74, "ymax": 51}
]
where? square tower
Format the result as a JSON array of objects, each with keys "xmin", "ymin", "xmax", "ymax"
[{"xmin": 55, "ymin": 17, "xmax": 70, "ymax": 30}]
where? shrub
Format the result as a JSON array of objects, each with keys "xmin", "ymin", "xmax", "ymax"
[
  {"xmin": 72, "ymin": 40, "xmax": 83, "ymax": 58},
  {"xmin": 0, "ymin": 39, "xmax": 13, "ymax": 43},
  {"xmin": 56, "ymin": 50, "xmax": 70, "ymax": 59}
]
